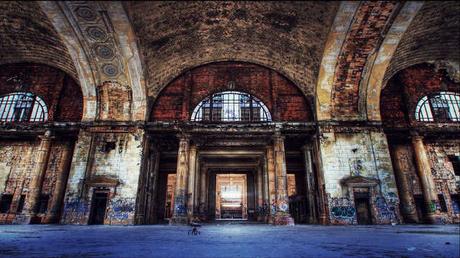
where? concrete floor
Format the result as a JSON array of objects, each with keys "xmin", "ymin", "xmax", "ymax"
[{"xmin": 0, "ymin": 224, "xmax": 459, "ymax": 258}]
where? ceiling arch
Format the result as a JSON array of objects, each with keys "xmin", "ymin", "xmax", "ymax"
[
  {"xmin": 124, "ymin": 1, "xmax": 339, "ymax": 101},
  {"xmin": 0, "ymin": 1, "xmax": 77, "ymax": 80}
]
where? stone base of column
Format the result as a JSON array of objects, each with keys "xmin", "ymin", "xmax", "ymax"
[
  {"xmin": 423, "ymin": 213, "xmax": 437, "ymax": 224},
  {"xmin": 257, "ymin": 215, "xmax": 265, "ymax": 222},
  {"xmin": 43, "ymin": 214, "xmax": 60, "ymax": 224},
  {"xmin": 319, "ymin": 214, "xmax": 328, "ymax": 225},
  {"xmin": 272, "ymin": 213, "xmax": 294, "ymax": 226},
  {"xmin": 170, "ymin": 216, "xmax": 189, "ymax": 225},
  {"xmin": 15, "ymin": 214, "xmax": 40, "ymax": 224}
]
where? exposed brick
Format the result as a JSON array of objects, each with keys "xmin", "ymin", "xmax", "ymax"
[
  {"xmin": 384, "ymin": 1, "xmax": 460, "ymax": 84},
  {"xmin": 381, "ymin": 63, "xmax": 460, "ymax": 126},
  {"xmin": 331, "ymin": 1, "xmax": 397, "ymax": 119},
  {"xmin": 0, "ymin": 1, "xmax": 77, "ymax": 79},
  {"xmin": 0, "ymin": 63, "xmax": 83, "ymax": 122},
  {"xmin": 151, "ymin": 62, "xmax": 311, "ymax": 122}
]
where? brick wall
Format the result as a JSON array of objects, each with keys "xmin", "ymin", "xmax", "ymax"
[
  {"xmin": 0, "ymin": 63, "xmax": 83, "ymax": 122},
  {"xmin": 384, "ymin": 1, "xmax": 460, "ymax": 84},
  {"xmin": 0, "ymin": 1, "xmax": 77, "ymax": 79},
  {"xmin": 381, "ymin": 63, "xmax": 459, "ymax": 126},
  {"xmin": 151, "ymin": 62, "xmax": 311, "ymax": 122}
]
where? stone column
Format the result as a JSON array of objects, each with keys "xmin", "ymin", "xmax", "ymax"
[
  {"xmin": 390, "ymin": 145, "xmax": 418, "ymax": 223},
  {"xmin": 257, "ymin": 164, "xmax": 264, "ymax": 221},
  {"xmin": 187, "ymin": 144, "xmax": 197, "ymax": 222},
  {"xmin": 170, "ymin": 135, "xmax": 190, "ymax": 224},
  {"xmin": 23, "ymin": 130, "xmax": 53, "ymax": 224},
  {"xmin": 262, "ymin": 154, "xmax": 270, "ymax": 223},
  {"xmin": 411, "ymin": 135, "xmax": 438, "ymax": 223},
  {"xmin": 266, "ymin": 146, "xmax": 276, "ymax": 224},
  {"xmin": 43, "ymin": 141, "xmax": 74, "ymax": 223},
  {"xmin": 194, "ymin": 156, "xmax": 201, "ymax": 214},
  {"xmin": 302, "ymin": 144, "xmax": 317, "ymax": 224},
  {"xmin": 272, "ymin": 133, "xmax": 294, "ymax": 225},
  {"xmin": 199, "ymin": 165, "xmax": 207, "ymax": 218},
  {"xmin": 313, "ymin": 134, "xmax": 329, "ymax": 225}
]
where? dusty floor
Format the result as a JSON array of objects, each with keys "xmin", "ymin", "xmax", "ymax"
[{"xmin": 0, "ymin": 224, "xmax": 459, "ymax": 257}]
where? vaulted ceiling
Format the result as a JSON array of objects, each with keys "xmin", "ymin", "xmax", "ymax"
[
  {"xmin": 124, "ymin": 1, "xmax": 340, "ymax": 99},
  {"xmin": 0, "ymin": 1, "xmax": 458, "ymax": 122}
]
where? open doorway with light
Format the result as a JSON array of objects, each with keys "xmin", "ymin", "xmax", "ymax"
[{"xmin": 215, "ymin": 174, "xmax": 248, "ymax": 220}]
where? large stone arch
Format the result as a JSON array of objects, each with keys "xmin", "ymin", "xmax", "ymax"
[
  {"xmin": 39, "ymin": 1, "xmax": 147, "ymax": 121},
  {"xmin": 150, "ymin": 61, "xmax": 313, "ymax": 122},
  {"xmin": 150, "ymin": 57, "xmax": 312, "ymax": 105},
  {"xmin": 316, "ymin": 1, "xmax": 361, "ymax": 121},
  {"xmin": 365, "ymin": 2, "xmax": 424, "ymax": 121},
  {"xmin": 367, "ymin": 1, "xmax": 460, "ymax": 121}
]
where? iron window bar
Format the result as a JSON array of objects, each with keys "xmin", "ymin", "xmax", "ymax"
[
  {"xmin": 0, "ymin": 92, "xmax": 48, "ymax": 123},
  {"xmin": 191, "ymin": 91, "xmax": 271, "ymax": 122},
  {"xmin": 415, "ymin": 92, "xmax": 460, "ymax": 123}
]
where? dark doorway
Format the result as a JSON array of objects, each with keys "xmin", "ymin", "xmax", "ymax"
[
  {"xmin": 414, "ymin": 195, "xmax": 425, "ymax": 223},
  {"xmin": 354, "ymin": 193, "xmax": 372, "ymax": 225},
  {"xmin": 89, "ymin": 190, "xmax": 109, "ymax": 225}
]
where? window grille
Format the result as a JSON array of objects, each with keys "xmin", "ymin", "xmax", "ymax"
[
  {"xmin": 415, "ymin": 92, "xmax": 459, "ymax": 122},
  {"xmin": 0, "ymin": 92, "xmax": 48, "ymax": 123},
  {"xmin": 191, "ymin": 91, "xmax": 271, "ymax": 122}
]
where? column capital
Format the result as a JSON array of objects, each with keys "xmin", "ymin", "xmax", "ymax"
[
  {"xmin": 411, "ymin": 135, "xmax": 424, "ymax": 142},
  {"xmin": 38, "ymin": 130, "xmax": 54, "ymax": 141},
  {"xmin": 176, "ymin": 133, "xmax": 191, "ymax": 142},
  {"xmin": 272, "ymin": 131, "xmax": 285, "ymax": 141}
]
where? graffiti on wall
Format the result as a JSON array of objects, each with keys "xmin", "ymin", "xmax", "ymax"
[
  {"xmin": 174, "ymin": 190, "xmax": 187, "ymax": 216},
  {"xmin": 329, "ymin": 197, "xmax": 356, "ymax": 224},
  {"xmin": 374, "ymin": 196, "xmax": 396, "ymax": 223},
  {"xmin": 62, "ymin": 198, "xmax": 90, "ymax": 224},
  {"xmin": 108, "ymin": 198, "xmax": 135, "ymax": 221}
]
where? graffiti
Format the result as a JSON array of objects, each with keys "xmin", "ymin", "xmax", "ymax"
[
  {"xmin": 429, "ymin": 201, "xmax": 437, "ymax": 213},
  {"xmin": 329, "ymin": 197, "xmax": 355, "ymax": 224},
  {"xmin": 330, "ymin": 206, "xmax": 355, "ymax": 219},
  {"xmin": 385, "ymin": 192, "xmax": 398, "ymax": 203},
  {"xmin": 174, "ymin": 191, "xmax": 187, "ymax": 216},
  {"xmin": 278, "ymin": 201, "xmax": 289, "ymax": 212},
  {"xmin": 257, "ymin": 202, "xmax": 270, "ymax": 216},
  {"xmin": 62, "ymin": 198, "xmax": 90, "ymax": 224},
  {"xmin": 350, "ymin": 159, "xmax": 364, "ymax": 176},
  {"xmin": 452, "ymin": 199, "xmax": 460, "ymax": 214},
  {"xmin": 375, "ymin": 196, "xmax": 396, "ymax": 223},
  {"xmin": 435, "ymin": 216, "xmax": 449, "ymax": 224},
  {"xmin": 109, "ymin": 198, "xmax": 135, "ymax": 221},
  {"xmin": 271, "ymin": 200, "xmax": 277, "ymax": 215},
  {"xmin": 64, "ymin": 199, "xmax": 90, "ymax": 214}
]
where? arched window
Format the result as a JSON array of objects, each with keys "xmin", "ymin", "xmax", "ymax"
[
  {"xmin": 0, "ymin": 92, "xmax": 48, "ymax": 122},
  {"xmin": 415, "ymin": 92, "xmax": 460, "ymax": 122},
  {"xmin": 191, "ymin": 91, "xmax": 271, "ymax": 122}
]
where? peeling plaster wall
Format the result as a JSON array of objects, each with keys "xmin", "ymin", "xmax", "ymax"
[
  {"xmin": 426, "ymin": 140, "xmax": 460, "ymax": 223},
  {"xmin": 388, "ymin": 140, "xmax": 460, "ymax": 223},
  {"xmin": 0, "ymin": 140, "xmax": 73, "ymax": 224},
  {"xmin": 320, "ymin": 130, "xmax": 400, "ymax": 225},
  {"xmin": 0, "ymin": 141, "xmax": 38, "ymax": 224},
  {"xmin": 61, "ymin": 129, "xmax": 144, "ymax": 225}
]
